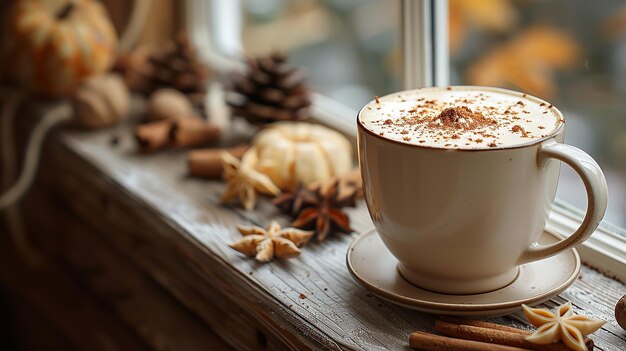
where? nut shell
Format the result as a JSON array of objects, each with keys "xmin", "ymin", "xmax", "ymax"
[
  {"xmin": 617, "ymin": 295, "xmax": 626, "ymax": 331},
  {"xmin": 147, "ymin": 88, "xmax": 195, "ymax": 121},
  {"xmin": 71, "ymin": 73, "xmax": 130, "ymax": 129}
]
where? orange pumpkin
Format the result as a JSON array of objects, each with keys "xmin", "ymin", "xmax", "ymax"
[{"xmin": 4, "ymin": 0, "xmax": 118, "ymax": 96}]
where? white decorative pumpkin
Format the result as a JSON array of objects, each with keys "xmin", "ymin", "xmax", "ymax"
[{"xmin": 252, "ymin": 122, "xmax": 353, "ymax": 190}]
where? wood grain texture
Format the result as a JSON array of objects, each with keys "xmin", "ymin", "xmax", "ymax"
[
  {"xmin": 5, "ymin": 295, "xmax": 76, "ymax": 351},
  {"xmin": 24, "ymin": 180, "xmax": 293, "ymax": 351},
  {"xmin": 0, "ymin": 238, "xmax": 150, "ymax": 351},
  {"xmin": 22, "ymin": 118, "xmax": 626, "ymax": 351},
  {"xmin": 22, "ymin": 189, "xmax": 231, "ymax": 351}
]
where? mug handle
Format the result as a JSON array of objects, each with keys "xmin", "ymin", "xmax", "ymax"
[{"xmin": 517, "ymin": 140, "xmax": 608, "ymax": 265}]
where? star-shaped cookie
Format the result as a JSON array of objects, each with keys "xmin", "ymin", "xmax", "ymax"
[{"xmin": 522, "ymin": 302, "xmax": 605, "ymax": 351}]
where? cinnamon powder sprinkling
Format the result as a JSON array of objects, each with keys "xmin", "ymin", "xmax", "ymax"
[
  {"xmin": 374, "ymin": 96, "xmax": 380, "ymax": 103},
  {"xmin": 430, "ymin": 106, "xmax": 496, "ymax": 131},
  {"xmin": 364, "ymin": 91, "xmax": 555, "ymax": 148},
  {"xmin": 511, "ymin": 125, "xmax": 530, "ymax": 137}
]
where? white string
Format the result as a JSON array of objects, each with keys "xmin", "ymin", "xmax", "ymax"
[
  {"xmin": 1, "ymin": 95, "xmax": 71, "ymax": 266},
  {"xmin": 1, "ymin": 92, "xmax": 38, "ymax": 266},
  {"xmin": 0, "ymin": 0, "xmax": 147, "ymax": 264},
  {"xmin": 1, "ymin": 93, "xmax": 29, "ymax": 262},
  {"xmin": 0, "ymin": 0, "xmax": 149, "ymax": 264},
  {"xmin": 1, "ymin": 92, "xmax": 23, "ymax": 194},
  {"xmin": 0, "ymin": 102, "xmax": 72, "ymax": 210}
]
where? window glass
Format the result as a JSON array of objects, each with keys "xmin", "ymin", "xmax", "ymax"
[
  {"xmin": 241, "ymin": 0, "xmax": 400, "ymax": 108},
  {"xmin": 448, "ymin": 0, "xmax": 626, "ymax": 228},
  {"xmin": 241, "ymin": 0, "xmax": 626, "ymax": 228}
]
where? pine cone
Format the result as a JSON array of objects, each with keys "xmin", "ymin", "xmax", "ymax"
[
  {"xmin": 132, "ymin": 32, "xmax": 210, "ymax": 103},
  {"xmin": 227, "ymin": 53, "xmax": 311, "ymax": 125}
]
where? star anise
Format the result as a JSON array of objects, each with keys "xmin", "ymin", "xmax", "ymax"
[
  {"xmin": 221, "ymin": 148, "xmax": 280, "ymax": 210},
  {"xmin": 522, "ymin": 303, "xmax": 604, "ymax": 351},
  {"xmin": 272, "ymin": 185, "xmax": 318, "ymax": 217},
  {"xmin": 229, "ymin": 221, "xmax": 313, "ymax": 262},
  {"xmin": 313, "ymin": 168, "xmax": 363, "ymax": 201},
  {"xmin": 291, "ymin": 181, "xmax": 356, "ymax": 241}
]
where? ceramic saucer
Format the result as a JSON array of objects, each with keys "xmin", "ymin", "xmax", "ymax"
[{"xmin": 346, "ymin": 229, "xmax": 580, "ymax": 316}]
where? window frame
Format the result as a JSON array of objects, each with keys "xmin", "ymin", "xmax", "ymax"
[{"xmin": 188, "ymin": 0, "xmax": 626, "ymax": 282}]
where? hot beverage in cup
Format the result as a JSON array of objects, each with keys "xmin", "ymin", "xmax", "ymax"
[
  {"xmin": 357, "ymin": 86, "xmax": 607, "ymax": 294},
  {"xmin": 360, "ymin": 88, "xmax": 560, "ymax": 149}
]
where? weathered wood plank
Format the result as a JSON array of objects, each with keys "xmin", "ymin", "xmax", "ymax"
[
  {"xmin": 22, "ymin": 189, "xmax": 232, "ymax": 351},
  {"xmin": 45, "ymin": 127, "xmax": 418, "ymax": 350},
  {"xmin": 5, "ymin": 294, "xmax": 77, "ymax": 351},
  {"xmin": 0, "ymin": 239, "xmax": 150, "ymax": 351},
  {"xmin": 28, "ymin": 118, "xmax": 626, "ymax": 350},
  {"xmin": 37, "ymin": 135, "xmax": 328, "ymax": 350}
]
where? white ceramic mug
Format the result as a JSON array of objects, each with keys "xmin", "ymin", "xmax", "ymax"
[{"xmin": 357, "ymin": 86, "xmax": 608, "ymax": 294}]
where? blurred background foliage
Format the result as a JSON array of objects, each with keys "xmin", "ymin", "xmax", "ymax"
[{"xmin": 241, "ymin": 0, "xmax": 626, "ymax": 226}]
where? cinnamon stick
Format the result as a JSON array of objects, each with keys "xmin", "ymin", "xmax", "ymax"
[
  {"xmin": 409, "ymin": 331, "xmax": 532, "ymax": 351},
  {"xmin": 435, "ymin": 320, "xmax": 594, "ymax": 351},
  {"xmin": 135, "ymin": 118, "xmax": 221, "ymax": 152},
  {"xmin": 187, "ymin": 145, "xmax": 249, "ymax": 178},
  {"xmin": 440, "ymin": 317, "xmax": 530, "ymax": 334},
  {"xmin": 440, "ymin": 317, "xmax": 594, "ymax": 350},
  {"xmin": 135, "ymin": 120, "xmax": 173, "ymax": 152},
  {"xmin": 170, "ymin": 118, "xmax": 220, "ymax": 148}
]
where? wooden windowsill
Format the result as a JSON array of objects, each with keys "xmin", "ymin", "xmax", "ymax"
[{"xmin": 3, "ymin": 115, "xmax": 625, "ymax": 350}]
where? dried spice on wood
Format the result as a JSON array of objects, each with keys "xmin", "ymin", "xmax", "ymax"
[
  {"xmin": 221, "ymin": 149, "xmax": 280, "ymax": 210},
  {"xmin": 229, "ymin": 221, "xmax": 313, "ymax": 262},
  {"xmin": 290, "ymin": 182, "xmax": 356, "ymax": 242},
  {"xmin": 272, "ymin": 186, "xmax": 318, "ymax": 217}
]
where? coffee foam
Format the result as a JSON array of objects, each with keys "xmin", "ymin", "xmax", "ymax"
[{"xmin": 359, "ymin": 87, "xmax": 563, "ymax": 149}]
